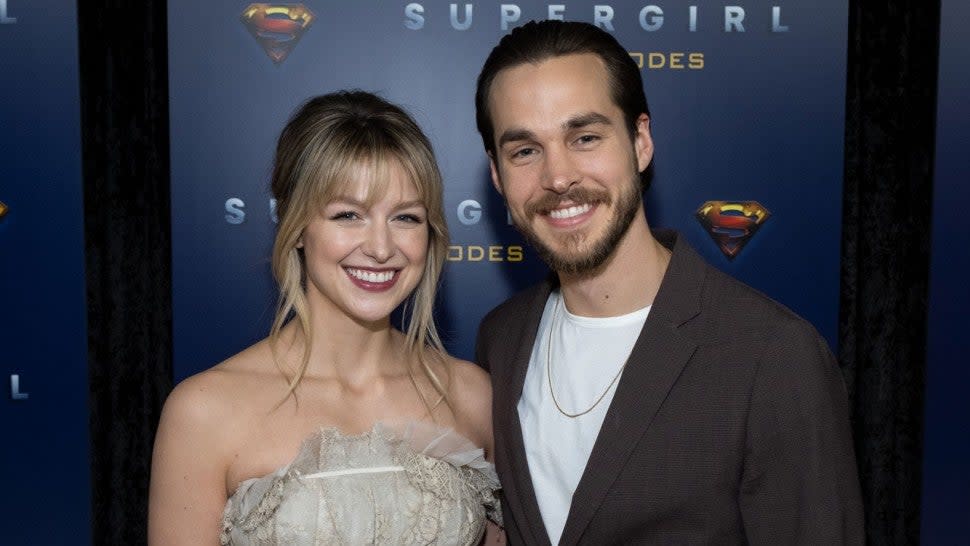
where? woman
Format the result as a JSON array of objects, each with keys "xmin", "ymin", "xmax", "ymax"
[{"xmin": 149, "ymin": 91, "xmax": 501, "ymax": 544}]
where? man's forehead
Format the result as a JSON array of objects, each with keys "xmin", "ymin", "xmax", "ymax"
[
  {"xmin": 490, "ymin": 52, "xmax": 607, "ymax": 91},
  {"xmin": 487, "ymin": 54, "xmax": 617, "ymax": 134}
]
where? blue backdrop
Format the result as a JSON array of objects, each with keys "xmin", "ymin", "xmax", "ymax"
[
  {"xmin": 0, "ymin": 0, "xmax": 90, "ymax": 543},
  {"xmin": 169, "ymin": 1, "xmax": 849, "ymax": 382},
  {"xmin": 920, "ymin": 0, "xmax": 970, "ymax": 541},
  {"xmin": 0, "ymin": 2, "xmax": 962, "ymax": 542}
]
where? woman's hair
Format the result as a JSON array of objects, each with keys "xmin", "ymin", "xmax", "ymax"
[{"xmin": 269, "ymin": 90, "xmax": 449, "ymax": 409}]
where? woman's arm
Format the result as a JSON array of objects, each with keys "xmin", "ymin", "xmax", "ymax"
[
  {"xmin": 449, "ymin": 359, "xmax": 506, "ymax": 545},
  {"xmin": 148, "ymin": 375, "xmax": 233, "ymax": 545}
]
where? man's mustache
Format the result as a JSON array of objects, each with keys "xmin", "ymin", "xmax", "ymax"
[{"xmin": 525, "ymin": 187, "xmax": 611, "ymax": 217}]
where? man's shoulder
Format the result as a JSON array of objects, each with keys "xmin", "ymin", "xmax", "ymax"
[
  {"xmin": 666, "ymin": 237, "xmax": 826, "ymax": 349},
  {"xmin": 474, "ymin": 281, "xmax": 549, "ymax": 372},
  {"xmin": 479, "ymin": 280, "xmax": 549, "ymax": 332},
  {"xmin": 711, "ymin": 265, "xmax": 817, "ymax": 331},
  {"xmin": 676, "ymin": 255, "xmax": 841, "ymax": 395},
  {"xmin": 704, "ymin": 262, "xmax": 800, "ymax": 317}
]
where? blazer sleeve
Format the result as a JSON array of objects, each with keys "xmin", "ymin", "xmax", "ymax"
[{"xmin": 738, "ymin": 319, "xmax": 865, "ymax": 545}]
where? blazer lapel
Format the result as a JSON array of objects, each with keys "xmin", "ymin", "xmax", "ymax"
[
  {"xmin": 496, "ymin": 281, "xmax": 555, "ymax": 546},
  {"xmin": 558, "ymin": 232, "xmax": 704, "ymax": 546}
]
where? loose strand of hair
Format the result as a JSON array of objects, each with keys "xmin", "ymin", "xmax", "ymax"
[
  {"xmin": 269, "ymin": 249, "xmax": 313, "ymax": 411},
  {"xmin": 403, "ymin": 275, "xmax": 453, "ymax": 417}
]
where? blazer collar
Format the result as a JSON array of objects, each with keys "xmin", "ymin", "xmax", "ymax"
[
  {"xmin": 498, "ymin": 279, "xmax": 555, "ymax": 546},
  {"xmin": 557, "ymin": 230, "xmax": 705, "ymax": 545}
]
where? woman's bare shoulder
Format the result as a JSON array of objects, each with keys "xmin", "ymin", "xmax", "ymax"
[
  {"xmin": 160, "ymin": 339, "xmax": 277, "ymax": 435},
  {"xmin": 149, "ymin": 342, "xmax": 278, "ymax": 544},
  {"xmin": 443, "ymin": 356, "xmax": 493, "ymax": 452},
  {"xmin": 446, "ymin": 356, "xmax": 491, "ymax": 400}
]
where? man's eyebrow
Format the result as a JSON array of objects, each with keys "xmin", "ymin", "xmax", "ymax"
[
  {"xmin": 496, "ymin": 112, "xmax": 612, "ymax": 149},
  {"xmin": 564, "ymin": 112, "xmax": 612, "ymax": 130},
  {"xmin": 497, "ymin": 128, "xmax": 537, "ymax": 148}
]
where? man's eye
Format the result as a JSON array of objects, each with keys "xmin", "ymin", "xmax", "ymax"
[
  {"xmin": 512, "ymin": 147, "xmax": 537, "ymax": 159},
  {"xmin": 576, "ymin": 134, "xmax": 600, "ymax": 145}
]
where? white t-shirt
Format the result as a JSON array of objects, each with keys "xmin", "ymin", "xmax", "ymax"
[{"xmin": 517, "ymin": 290, "xmax": 651, "ymax": 545}]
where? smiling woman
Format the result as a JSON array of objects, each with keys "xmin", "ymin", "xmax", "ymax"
[
  {"xmin": 299, "ymin": 162, "xmax": 431, "ymax": 329},
  {"xmin": 148, "ymin": 91, "xmax": 502, "ymax": 545}
]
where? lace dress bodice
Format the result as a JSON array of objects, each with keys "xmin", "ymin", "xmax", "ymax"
[{"xmin": 221, "ymin": 422, "xmax": 501, "ymax": 545}]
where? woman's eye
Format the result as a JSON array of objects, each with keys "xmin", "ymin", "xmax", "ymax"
[
  {"xmin": 330, "ymin": 211, "xmax": 360, "ymax": 221},
  {"xmin": 395, "ymin": 214, "xmax": 424, "ymax": 224}
]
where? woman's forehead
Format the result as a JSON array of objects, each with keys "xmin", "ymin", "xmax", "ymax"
[{"xmin": 326, "ymin": 159, "xmax": 423, "ymax": 205}]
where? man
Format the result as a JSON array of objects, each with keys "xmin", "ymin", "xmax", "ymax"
[{"xmin": 474, "ymin": 20, "xmax": 864, "ymax": 545}]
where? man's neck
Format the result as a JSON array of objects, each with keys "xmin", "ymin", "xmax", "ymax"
[{"xmin": 558, "ymin": 211, "xmax": 671, "ymax": 318}]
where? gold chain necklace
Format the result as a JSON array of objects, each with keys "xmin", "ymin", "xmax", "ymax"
[{"xmin": 545, "ymin": 295, "xmax": 629, "ymax": 418}]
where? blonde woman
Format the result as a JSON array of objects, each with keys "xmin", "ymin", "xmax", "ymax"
[{"xmin": 149, "ymin": 91, "xmax": 501, "ymax": 544}]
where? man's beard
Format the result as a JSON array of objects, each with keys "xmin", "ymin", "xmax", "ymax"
[{"xmin": 512, "ymin": 177, "xmax": 642, "ymax": 276}]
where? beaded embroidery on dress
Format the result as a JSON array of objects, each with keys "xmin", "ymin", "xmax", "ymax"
[{"xmin": 221, "ymin": 421, "xmax": 501, "ymax": 545}]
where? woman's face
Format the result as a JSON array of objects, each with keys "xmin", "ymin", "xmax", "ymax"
[{"xmin": 299, "ymin": 161, "xmax": 430, "ymax": 326}]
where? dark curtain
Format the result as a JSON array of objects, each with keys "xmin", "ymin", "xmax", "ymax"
[
  {"xmin": 79, "ymin": 1, "xmax": 172, "ymax": 544},
  {"xmin": 840, "ymin": 1, "xmax": 939, "ymax": 545},
  {"xmin": 77, "ymin": 1, "xmax": 940, "ymax": 545}
]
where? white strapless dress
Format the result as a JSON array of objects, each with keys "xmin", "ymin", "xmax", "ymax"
[{"xmin": 220, "ymin": 421, "xmax": 501, "ymax": 545}]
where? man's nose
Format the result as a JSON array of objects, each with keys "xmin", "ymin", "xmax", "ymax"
[{"xmin": 540, "ymin": 145, "xmax": 581, "ymax": 194}]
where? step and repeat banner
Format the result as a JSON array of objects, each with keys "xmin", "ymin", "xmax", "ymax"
[
  {"xmin": 0, "ymin": 0, "xmax": 91, "ymax": 543},
  {"xmin": 921, "ymin": 0, "xmax": 970, "ymax": 541},
  {"xmin": 169, "ymin": 1, "xmax": 849, "ymax": 380}
]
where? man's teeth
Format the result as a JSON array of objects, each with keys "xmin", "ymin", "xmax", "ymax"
[
  {"xmin": 548, "ymin": 203, "xmax": 592, "ymax": 219},
  {"xmin": 346, "ymin": 268, "xmax": 395, "ymax": 283}
]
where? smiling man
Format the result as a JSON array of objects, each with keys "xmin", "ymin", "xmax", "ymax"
[{"xmin": 473, "ymin": 20, "xmax": 864, "ymax": 545}]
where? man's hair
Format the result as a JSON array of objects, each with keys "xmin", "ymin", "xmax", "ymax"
[{"xmin": 475, "ymin": 20, "xmax": 652, "ymax": 187}]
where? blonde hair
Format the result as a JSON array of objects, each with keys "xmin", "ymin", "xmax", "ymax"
[{"xmin": 269, "ymin": 91, "xmax": 449, "ymax": 410}]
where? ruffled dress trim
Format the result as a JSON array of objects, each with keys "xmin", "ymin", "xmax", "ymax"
[{"xmin": 221, "ymin": 421, "xmax": 501, "ymax": 545}]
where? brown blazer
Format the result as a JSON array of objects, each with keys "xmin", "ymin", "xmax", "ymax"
[{"xmin": 476, "ymin": 231, "xmax": 864, "ymax": 545}]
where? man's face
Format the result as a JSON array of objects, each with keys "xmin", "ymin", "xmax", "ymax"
[{"xmin": 486, "ymin": 53, "xmax": 653, "ymax": 275}]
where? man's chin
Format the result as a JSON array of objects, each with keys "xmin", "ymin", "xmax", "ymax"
[{"xmin": 531, "ymin": 238, "xmax": 611, "ymax": 275}]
